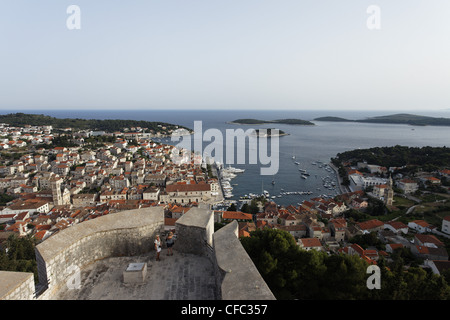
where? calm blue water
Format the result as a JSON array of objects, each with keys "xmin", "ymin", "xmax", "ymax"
[{"xmin": 4, "ymin": 109, "xmax": 450, "ymax": 205}]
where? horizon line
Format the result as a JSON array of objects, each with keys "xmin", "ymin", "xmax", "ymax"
[{"xmin": 0, "ymin": 108, "xmax": 449, "ymax": 112}]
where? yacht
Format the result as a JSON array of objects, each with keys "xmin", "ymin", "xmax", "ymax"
[{"xmin": 223, "ymin": 165, "xmax": 245, "ymax": 174}]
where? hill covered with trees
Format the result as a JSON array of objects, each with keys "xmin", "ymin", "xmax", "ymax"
[
  {"xmin": 332, "ymin": 145, "xmax": 450, "ymax": 171},
  {"xmin": 0, "ymin": 113, "xmax": 191, "ymax": 134},
  {"xmin": 315, "ymin": 113, "xmax": 450, "ymax": 126}
]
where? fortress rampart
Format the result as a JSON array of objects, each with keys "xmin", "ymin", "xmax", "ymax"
[{"xmin": 0, "ymin": 206, "xmax": 275, "ymax": 300}]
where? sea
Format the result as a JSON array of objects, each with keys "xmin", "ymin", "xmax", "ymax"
[{"xmin": 5, "ymin": 108, "xmax": 450, "ymax": 206}]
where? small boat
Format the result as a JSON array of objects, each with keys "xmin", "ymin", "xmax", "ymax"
[{"xmin": 301, "ymin": 175, "xmax": 308, "ymax": 179}]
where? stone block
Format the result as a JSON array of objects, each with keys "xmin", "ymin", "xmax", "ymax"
[{"xmin": 123, "ymin": 262, "xmax": 147, "ymax": 284}]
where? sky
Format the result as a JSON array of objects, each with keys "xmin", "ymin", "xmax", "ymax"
[{"xmin": 1, "ymin": 0, "xmax": 450, "ymax": 111}]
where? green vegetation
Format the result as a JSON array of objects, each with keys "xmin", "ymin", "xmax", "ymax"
[
  {"xmin": 333, "ymin": 145, "xmax": 450, "ymax": 170},
  {"xmin": 241, "ymin": 198, "xmax": 261, "ymax": 215},
  {"xmin": 0, "ymin": 235, "xmax": 38, "ymax": 283},
  {"xmin": 0, "ymin": 113, "xmax": 191, "ymax": 134},
  {"xmin": 231, "ymin": 118, "xmax": 314, "ymax": 125},
  {"xmin": 349, "ymin": 232, "xmax": 385, "ymax": 250},
  {"xmin": 241, "ymin": 228, "xmax": 450, "ymax": 299},
  {"xmin": 315, "ymin": 113, "xmax": 450, "ymax": 127},
  {"xmin": 0, "ymin": 193, "xmax": 15, "ymax": 206}
]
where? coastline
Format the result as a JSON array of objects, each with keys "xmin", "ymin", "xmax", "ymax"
[{"xmin": 328, "ymin": 162, "xmax": 348, "ymax": 195}]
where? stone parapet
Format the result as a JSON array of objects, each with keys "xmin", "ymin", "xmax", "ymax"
[
  {"xmin": 35, "ymin": 207, "xmax": 164, "ymax": 299},
  {"xmin": 213, "ymin": 221, "xmax": 276, "ymax": 300},
  {"xmin": 0, "ymin": 271, "xmax": 35, "ymax": 300},
  {"xmin": 174, "ymin": 207, "xmax": 214, "ymax": 257}
]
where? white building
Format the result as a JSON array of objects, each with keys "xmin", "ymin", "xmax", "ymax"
[
  {"xmin": 396, "ymin": 179, "xmax": 418, "ymax": 194},
  {"xmin": 442, "ymin": 216, "xmax": 450, "ymax": 234},
  {"xmin": 142, "ymin": 187, "xmax": 160, "ymax": 201},
  {"xmin": 408, "ymin": 220, "xmax": 433, "ymax": 234},
  {"xmin": 349, "ymin": 174, "xmax": 388, "ymax": 192},
  {"xmin": 384, "ymin": 221, "xmax": 408, "ymax": 235}
]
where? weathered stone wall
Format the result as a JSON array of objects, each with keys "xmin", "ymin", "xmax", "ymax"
[
  {"xmin": 174, "ymin": 207, "xmax": 214, "ymax": 258},
  {"xmin": 1, "ymin": 206, "xmax": 274, "ymax": 300},
  {"xmin": 174, "ymin": 208, "xmax": 275, "ymax": 300},
  {"xmin": 0, "ymin": 271, "xmax": 35, "ymax": 300},
  {"xmin": 35, "ymin": 207, "xmax": 164, "ymax": 299},
  {"xmin": 213, "ymin": 221, "xmax": 276, "ymax": 300}
]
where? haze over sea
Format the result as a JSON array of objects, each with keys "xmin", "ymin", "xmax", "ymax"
[{"xmin": 5, "ymin": 109, "xmax": 450, "ymax": 206}]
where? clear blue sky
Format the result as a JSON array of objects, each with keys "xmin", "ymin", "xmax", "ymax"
[{"xmin": 1, "ymin": 0, "xmax": 450, "ymax": 111}]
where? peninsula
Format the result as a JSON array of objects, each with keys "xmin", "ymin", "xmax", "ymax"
[
  {"xmin": 314, "ymin": 113, "xmax": 450, "ymax": 127},
  {"xmin": 0, "ymin": 113, "xmax": 192, "ymax": 136}
]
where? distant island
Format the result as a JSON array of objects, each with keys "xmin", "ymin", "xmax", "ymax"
[
  {"xmin": 251, "ymin": 128, "xmax": 288, "ymax": 137},
  {"xmin": 230, "ymin": 118, "xmax": 315, "ymax": 126},
  {"xmin": 314, "ymin": 113, "xmax": 450, "ymax": 126},
  {"xmin": 0, "ymin": 113, "xmax": 192, "ymax": 135}
]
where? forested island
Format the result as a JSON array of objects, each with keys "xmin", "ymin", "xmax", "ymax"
[
  {"xmin": 332, "ymin": 145, "xmax": 450, "ymax": 172},
  {"xmin": 314, "ymin": 113, "xmax": 450, "ymax": 126},
  {"xmin": 230, "ymin": 118, "xmax": 315, "ymax": 125},
  {"xmin": 0, "ymin": 113, "xmax": 192, "ymax": 135}
]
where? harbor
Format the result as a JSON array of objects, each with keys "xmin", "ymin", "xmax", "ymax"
[{"xmin": 214, "ymin": 157, "xmax": 341, "ymax": 209}]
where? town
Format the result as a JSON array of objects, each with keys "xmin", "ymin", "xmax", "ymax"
[
  {"xmin": 0, "ymin": 120, "xmax": 450, "ymax": 291},
  {"xmin": 0, "ymin": 121, "xmax": 221, "ymax": 243}
]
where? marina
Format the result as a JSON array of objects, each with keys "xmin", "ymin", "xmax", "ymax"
[
  {"xmin": 214, "ymin": 156, "xmax": 341, "ymax": 207},
  {"xmin": 216, "ymin": 163, "xmax": 246, "ymax": 199}
]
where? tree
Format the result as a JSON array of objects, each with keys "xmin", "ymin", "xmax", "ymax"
[
  {"xmin": 1, "ymin": 235, "xmax": 38, "ymax": 282},
  {"xmin": 241, "ymin": 228, "xmax": 450, "ymax": 300}
]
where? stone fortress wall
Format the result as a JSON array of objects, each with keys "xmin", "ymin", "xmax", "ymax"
[{"xmin": 0, "ymin": 206, "xmax": 275, "ymax": 300}]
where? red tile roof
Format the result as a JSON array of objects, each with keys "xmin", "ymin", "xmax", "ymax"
[
  {"xmin": 300, "ymin": 238, "xmax": 322, "ymax": 248},
  {"xmin": 357, "ymin": 219, "xmax": 384, "ymax": 231},
  {"xmin": 222, "ymin": 211, "xmax": 253, "ymax": 221}
]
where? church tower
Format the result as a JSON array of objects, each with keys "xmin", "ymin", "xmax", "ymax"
[
  {"xmin": 51, "ymin": 177, "xmax": 70, "ymax": 206},
  {"xmin": 51, "ymin": 177, "xmax": 62, "ymax": 205}
]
